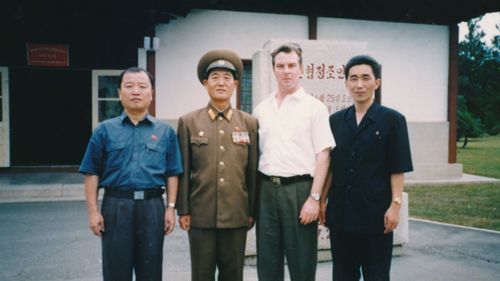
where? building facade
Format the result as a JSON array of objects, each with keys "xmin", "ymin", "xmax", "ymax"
[{"xmin": 0, "ymin": 1, "xmax": 496, "ymax": 178}]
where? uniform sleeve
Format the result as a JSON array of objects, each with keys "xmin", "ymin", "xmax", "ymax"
[
  {"xmin": 176, "ymin": 117, "xmax": 191, "ymax": 215},
  {"xmin": 388, "ymin": 114, "xmax": 413, "ymax": 173},
  {"xmin": 165, "ymin": 126, "xmax": 184, "ymax": 177},
  {"xmin": 311, "ymin": 102, "xmax": 336, "ymax": 153},
  {"xmin": 245, "ymin": 116, "xmax": 259, "ymax": 218},
  {"xmin": 79, "ymin": 126, "xmax": 105, "ymax": 176}
]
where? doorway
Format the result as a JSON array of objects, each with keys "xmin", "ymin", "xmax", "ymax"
[{"xmin": 10, "ymin": 68, "xmax": 92, "ymax": 166}]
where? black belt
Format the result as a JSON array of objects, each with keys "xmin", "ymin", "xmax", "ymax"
[
  {"xmin": 104, "ymin": 188, "xmax": 164, "ymax": 200},
  {"xmin": 261, "ymin": 173, "xmax": 312, "ymax": 186}
]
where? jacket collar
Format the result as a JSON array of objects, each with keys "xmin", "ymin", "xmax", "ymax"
[
  {"xmin": 207, "ymin": 103, "xmax": 233, "ymax": 121},
  {"xmin": 345, "ymin": 102, "xmax": 381, "ymax": 133}
]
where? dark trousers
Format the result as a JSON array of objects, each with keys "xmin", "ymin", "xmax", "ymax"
[
  {"xmin": 330, "ymin": 231, "xmax": 393, "ymax": 281},
  {"xmin": 188, "ymin": 227, "xmax": 247, "ymax": 281},
  {"xmin": 256, "ymin": 177, "xmax": 317, "ymax": 281},
  {"xmin": 101, "ymin": 196, "xmax": 165, "ymax": 281}
]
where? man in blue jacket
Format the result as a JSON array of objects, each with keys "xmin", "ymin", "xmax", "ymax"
[{"xmin": 79, "ymin": 67, "xmax": 183, "ymax": 281}]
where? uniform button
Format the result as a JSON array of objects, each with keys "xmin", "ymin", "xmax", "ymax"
[
  {"xmin": 220, "ymin": 145, "xmax": 225, "ymax": 151},
  {"xmin": 219, "ymin": 178, "xmax": 225, "ymax": 182},
  {"xmin": 347, "ymin": 185, "xmax": 352, "ymax": 190},
  {"xmin": 220, "ymin": 161, "xmax": 224, "ymax": 166},
  {"xmin": 218, "ymin": 116, "xmax": 223, "ymax": 121},
  {"xmin": 352, "ymin": 152, "xmax": 356, "ymax": 156},
  {"xmin": 349, "ymin": 168, "xmax": 354, "ymax": 173},
  {"xmin": 219, "ymin": 130, "xmax": 224, "ymax": 135}
]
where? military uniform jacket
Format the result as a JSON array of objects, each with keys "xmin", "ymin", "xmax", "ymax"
[{"xmin": 176, "ymin": 104, "xmax": 259, "ymax": 228}]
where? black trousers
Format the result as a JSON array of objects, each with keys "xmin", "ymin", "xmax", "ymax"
[
  {"xmin": 256, "ymin": 177, "xmax": 317, "ymax": 281},
  {"xmin": 101, "ymin": 196, "xmax": 165, "ymax": 281},
  {"xmin": 330, "ymin": 231, "xmax": 393, "ymax": 281}
]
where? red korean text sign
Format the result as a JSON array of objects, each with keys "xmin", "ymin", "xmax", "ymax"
[{"xmin": 27, "ymin": 43, "xmax": 69, "ymax": 67}]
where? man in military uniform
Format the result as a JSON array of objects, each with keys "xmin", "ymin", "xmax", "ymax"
[{"xmin": 176, "ymin": 49, "xmax": 259, "ymax": 281}]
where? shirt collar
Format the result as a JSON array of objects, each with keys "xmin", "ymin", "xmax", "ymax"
[
  {"xmin": 207, "ymin": 103, "xmax": 233, "ymax": 121},
  {"xmin": 272, "ymin": 87, "xmax": 306, "ymax": 104},
  {"xmin": 120, "ymin": 111, "xmax": 155, "ymax": 124}
]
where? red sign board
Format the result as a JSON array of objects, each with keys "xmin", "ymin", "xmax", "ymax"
[{"xmin": 27, "ymin": 43, "xmax": 69, "ymax": 67}]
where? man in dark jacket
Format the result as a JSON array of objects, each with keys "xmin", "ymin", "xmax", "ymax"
[{"xmin": 321, "ymin": 55, "xmax": 413, "ymax": 281}]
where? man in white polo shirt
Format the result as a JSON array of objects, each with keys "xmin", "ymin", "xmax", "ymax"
[{"xmin": 253, "ymin": 43, "xmax": 335, "ymax": 281}]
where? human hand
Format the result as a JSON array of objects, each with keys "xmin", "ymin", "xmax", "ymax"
[
  {"xmin": 164, "ymin": 207, "xmax": 176, "ymax": 235},
  {"xmin": 88, "ymin": 210, "xmax": 105, "ymax": 237},
  {"xmin": 319, "ymin": 200, "xmax": 327, "ymax": 226},
  {"xmin": 384, "ymin": 204, "xmax": 401, "ymax": 234},
  {"xmin": 179, "ymin": 215, "xmax": 191, "ymax": 231},
  {"xmin": 247, "ymin": 216, "xmax": 255, "ymax": 230},
  {"xmin": 299, "ymin": 197, "xmax": 319, "ymax": 225}
]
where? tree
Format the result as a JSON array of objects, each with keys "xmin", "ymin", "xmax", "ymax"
[
  {"xmin": 458, "ymin": 18, "xmax": 500, "ymax": 141},
  {"xmin": 457, "ymin": 96, "xmax": 485, "ymax": 148}
]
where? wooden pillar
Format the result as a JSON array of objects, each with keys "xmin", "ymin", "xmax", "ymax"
[
  {"xmin": 448, "ymin": 24, "xmax": 458, "ymax": 163},
  {"xmin": 147, "ymin": 50, "xmax": 156, "ymax": 116},
  {"xmin": 308, "ymin": 15, "xmax": 317, "ymax": 40}
]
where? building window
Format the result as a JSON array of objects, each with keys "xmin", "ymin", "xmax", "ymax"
[
  {"xmin": 238, "ymin": 60, "xmax": 252, "ymax": 113},
  {"xmin": 0, "ymin": 71, "xmax": 3, "ymax": 122},
  {"xmin": 92, "ymin": 70, "xmax": 123, "ymax": 128}
]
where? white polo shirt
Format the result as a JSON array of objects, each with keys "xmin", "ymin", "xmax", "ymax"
[{"xmin": 253, "ymin": 87, "xmax": 335, "ymax": 177}]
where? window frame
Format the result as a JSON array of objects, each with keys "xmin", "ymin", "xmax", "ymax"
[{"xmin": 91, "ymin": 69, "xmax": 122, "ymax": 129}]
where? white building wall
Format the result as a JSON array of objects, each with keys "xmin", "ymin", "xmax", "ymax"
[
  {"xmin": 155, "ymin": 9, "xmax": 308, "ymax": 119},
  {"xmin": 153, "ymin": 9, "xmax": 461, "ymax": 179},
  {"xmin": 317, "ymin": 18, "xmax": 450, "ymax": 122}
]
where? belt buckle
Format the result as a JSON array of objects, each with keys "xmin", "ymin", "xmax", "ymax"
[
  {"xmin": 270, "ymin": 177, "xmax": 281, "ymax": 185},
  {"xmin": 134, "ymin": 191, "xmax": 145, "ymax": 200}
]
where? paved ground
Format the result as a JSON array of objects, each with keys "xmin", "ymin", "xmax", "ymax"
[
  {"xmin": 0, "ymin": 172, "xmax": 499, "ymax": 280},
  {"xmin": 0, "ymin": 201, "xmax": 499, "ymax": 281}
]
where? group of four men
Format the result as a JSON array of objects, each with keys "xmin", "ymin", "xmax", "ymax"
[{"xmin": 80, "ymin": 43, "xmax": 413, "ymax": 281}]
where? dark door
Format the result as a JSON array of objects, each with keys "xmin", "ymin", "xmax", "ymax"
[{"xmin": 10, "ymin": 68, "xmax": 91, "ymax": 166}]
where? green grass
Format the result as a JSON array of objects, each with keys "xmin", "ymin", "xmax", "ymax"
[
  {"xmin": 457, "ymin": 135, "xmax": 500, "ymax": 179},
  {"xmin": 406, "ymin": 184, "xmax": 500, "ymax": 231},
  {"xmin": 406, "ymin": 135, "xmax": 500, "ymax": 231}
]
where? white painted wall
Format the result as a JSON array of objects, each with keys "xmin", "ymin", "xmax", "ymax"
[
  {"xmin": 318, "ymin": 18, "xmax": 449, "ymax": 122},
  {"xmin": 152, "ymin": 10, "xmax": 460, "ymax": 181},
  {"xmin": 155, "ymin": 9, "xmax": 450, "ymax": 123},
  {"xmin": 155, "ymin": 9, "xmax": 308, "ymax": 119}
]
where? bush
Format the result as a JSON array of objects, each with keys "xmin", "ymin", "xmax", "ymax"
[{"xmin": 487, "ymin": 124, "xmax": 500, "ymax": 136}]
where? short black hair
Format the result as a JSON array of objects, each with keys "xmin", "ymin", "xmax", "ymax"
[
  {"xmin": 271, "ymin": 43, "xmax": 303, "ymax": 67},
  {"xmin": 118, "ymin": 67, "xmax": 154, "ymax": 89},
  {"xmin": 344, "ymin": 55, "xmax": 381, "ymax": 80}
]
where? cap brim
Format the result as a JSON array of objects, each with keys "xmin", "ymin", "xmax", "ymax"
[{"xmin": 197, "ymin": 49, "xmax": 243, "ymax": 84}]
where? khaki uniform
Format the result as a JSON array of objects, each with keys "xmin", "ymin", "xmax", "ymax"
[{"xmin": 177, "ymin": 104, "xmax": 258, "ymax": 228}]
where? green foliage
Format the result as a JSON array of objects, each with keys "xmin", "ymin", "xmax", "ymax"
[
  {"xmin": 457, "ymin": 96, "xmax": 485, "ymax": 140},
  {"xmin": 458, "ymin": 18, "xmax": 500, "ymax": 137}
]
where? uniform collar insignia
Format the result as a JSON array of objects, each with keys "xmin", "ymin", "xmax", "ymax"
[{"xmin": 207, "ymin": 104, "xmax": 233, "ymax": 121}]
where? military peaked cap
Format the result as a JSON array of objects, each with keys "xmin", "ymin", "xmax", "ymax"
[{"xmin": 197, "ymin": 49, "xmax": 243, "ymax": 84}]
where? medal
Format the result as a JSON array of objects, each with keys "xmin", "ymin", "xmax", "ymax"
[{"xmin": 232, "ymin": 131, "xmax": 250, "ymax": 144}]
